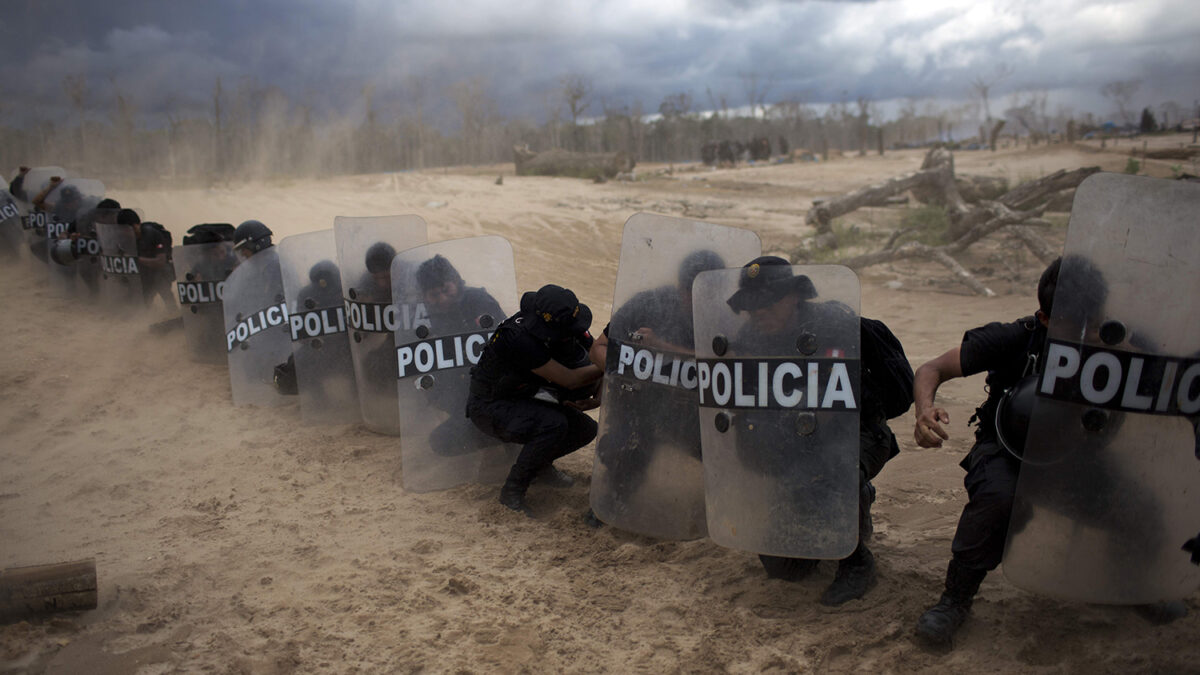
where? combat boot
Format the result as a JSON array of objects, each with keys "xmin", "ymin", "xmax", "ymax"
[
  {"xmin": 915, "ymin": 559, "xmax": 987, "ymax": 647},
  {"xmin": 499, "ymin": 466, "xmax": 535, "ymax": 517},
  {"xmin": 820, "ymin": 544, "xmax": 877, "ymax": 606}
]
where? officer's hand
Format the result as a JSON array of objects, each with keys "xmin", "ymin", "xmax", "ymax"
[
  {"xmin": 564, "ymin": 396, "xmax": 600, "ymax": 412},
  {"xmin": 1184, "ymin": 533, "xmax": 1200, "ymax": 565},
  {"xmin": 49, "ymin": 176, "xmax": 62, "ymax": 184},
  {"xmin": 914, "ymin": 407, "xmax": 951, "ymax": 448},
  {"xmin": 632, "ymin": 326, "xmax": 656, "ymax": 343},
  {"xmin": 18, "ymin": 166, "xmax": 29, "ymax": 173}
]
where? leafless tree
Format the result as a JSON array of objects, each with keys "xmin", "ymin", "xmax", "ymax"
[
  {"xmin": 740, "ymin": 71, "xmax": 772, "ymax": 118},
  {"xmin": 1101, "ymin": 79, "xmax": 1141, "ymax": 127},
  {"xmin": 970, "ymin": 63, "xmax": 1013, "ymax": 150},
  {"xmin": 562, "ymin": 74, "xmax": 592, "ymax": 150}
]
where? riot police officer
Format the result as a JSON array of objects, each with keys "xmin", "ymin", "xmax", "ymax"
[
  {"xmin": 727, "ymin": 256, "xmax": 904, "ymax": 606},
  {"xmin": 467, "ymin": 284, "xmax": 602, "ymax": 516},
  {"xmin": 233, "ymin": 219, "xmax": 274, "ymax": 260},
  {"xmin": 911, "ymin": 256, "xmax": 1186, "ymax": 647}
]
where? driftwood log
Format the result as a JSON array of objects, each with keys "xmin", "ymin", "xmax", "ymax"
[
  {"xmin": 807, "ymin": 147, "xmax": 1101, "ymax": 295},
  {"xmin": 0, "ymin": 559, "xmax": 98, "ymax": 623},
  {"xmin": 512, "ymin": 145, "xmax": 634, "ymax": 180}
]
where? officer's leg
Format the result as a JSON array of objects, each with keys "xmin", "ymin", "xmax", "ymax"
[
  {"xmin": 916, "ymin": 442, "xmax": 1015, "ymax": 647},
  {"xmin": 470, "ymin": 399, "xmax": 595, "ymax": 515},
  {"xmin": 821, "ymin": 419, "xmax": 899, "ymax": 606}
]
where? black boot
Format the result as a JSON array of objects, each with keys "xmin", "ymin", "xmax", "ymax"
[
  {"xmin": 759, "ymin": 555, "xmax": 820, "ymax": 582},
  {"xmin": 820, "ymin": 544, "xmax": 877, "ymax": 606},
  {"xmin": 915, "ymin": 559, "xmax": 987, "ymax": 647},
  {"xmin": 499, "ymin": 466, "xmax": 535, "ymax": 517}
]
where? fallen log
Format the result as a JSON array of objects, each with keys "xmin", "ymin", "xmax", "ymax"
[
  {"xmin": 0, "ymin": 559, "xmax": 98, "ymax": 623},
  {"xmin": 512, "ymin": 145, "xmax": 634, "ymax": 180}
]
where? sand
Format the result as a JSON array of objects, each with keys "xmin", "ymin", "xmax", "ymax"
[{"xmin": 1, "ymin": 140, "xmax": 1197, "ymax": 673}]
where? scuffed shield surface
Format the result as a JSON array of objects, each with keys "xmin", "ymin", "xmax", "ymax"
[
  {"xmin": 0, "ymin": 189, "xmax": 24, "ymax": 259},
  {"xmin": 392, "ymin": 235, "xmax": 519, "ymax": 491},
  {"xmin": 334, "ymin": 215, "xmax": 427, "ymax": 434},
  {"xmin": 12, "ymin": 167, "xmax": 65, "ymax": 263},
  {"xmin": 222, "ymin": 247, "xmax": 293, "ymax": 407},
  {"xmin": 693, "ymin": 265, "xmax": 861, "ymax": 559},
  {"xmin": 279, "ymin": 230, "xmax": 359, "ymax": 425},
  {"xmin": 1003, "ymin": 174, "xmax": 1200, "ymax": 603},
  {"xmin": 96, "ymin": 222, "xmax": 143, "ymax": 307},
  {"xmin": 173, "ymin": 240, "xmax": 241, "ymax": 363},
  {"xmin": 44, "ymin": 178, "xmax": 104, "ymax": 298},
  {"xmin": 590, "ymin": 213, "xmax": 761, "ymax": 540}
]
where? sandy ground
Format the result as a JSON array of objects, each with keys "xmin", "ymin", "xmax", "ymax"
[{"xmin": 2, "ymin": 140, "xmax": 1198, "ymax": 673}]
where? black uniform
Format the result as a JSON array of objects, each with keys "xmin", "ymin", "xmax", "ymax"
[
  {"xmin": 466, "ymin": 312, "xmax": 598, "ymax": 491},
  {"xmin": 138, "ymin": 224, "xmax": 175, "ymax": 307},
  {"xmin": 594, "ymin": 286, "xmax": 700, "ymax": 503},
  {"xmin": 423, "ymin": 285, "xmax": 506, "ymax": 455},
  {"xmin": 950, "ymin": 315, "xmax": 1045, "ymax": 571}
]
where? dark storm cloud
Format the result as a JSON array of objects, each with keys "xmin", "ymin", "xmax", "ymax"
[{"xmin": 1, "ymin": 1, "xmax": 1196, "ymax": 127}]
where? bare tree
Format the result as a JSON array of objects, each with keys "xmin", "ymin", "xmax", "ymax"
[
  {"xmin": 970, "ymin": 63, "xmax": 1013, "ymax": 150},
  {"xmin": 562, "ymin": 74, "xmax": 592, "ymax": 151},
  {"xmin": 1101, "ymin": 79, "xmax": 1141, "ymax": 127},
  {"xmin": 740, "ymin": 71, "xmax": 772, "ymax": 118},
  {"xmin": 705, "ymin": 86, "xmax": 729, "ymax": 119},
  {"xmin": 450, "ymin": 78, "xmax": 497, "ymax": 165},
  {"xmin": 213, "ymin": 76, "xmax": 224, "ymax": 176},
  {"xmin": 62, "ymin": 74, "xmax": 88, "ymax": 169}
]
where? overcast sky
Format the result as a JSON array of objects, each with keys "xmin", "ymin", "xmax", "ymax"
[{"xmin": 2, "ymin": 0, "xmax": 1197, "ymax": 127}]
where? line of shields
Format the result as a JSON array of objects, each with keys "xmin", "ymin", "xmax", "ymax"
[
  {"xmin": 2, "ymin": 166, "xmax": 159, "ymax": 310},
  {"xmin": 219, "ymin": 216, "xmax": 524, "ymax": 492},
  {"xmin": 590, "ymin": 198, "xmax": 1199, "ymax": 606}
]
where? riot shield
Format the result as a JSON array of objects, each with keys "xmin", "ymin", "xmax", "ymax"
[
  {"xmin": 590, "ymin": 213, "xmax": 761, "ymax": 540},
  {"xmin": 1003, "ymin": 174, "xmax": 1200, "ymax": 603},
  {"xmin": 96, "ymin": 222, "xmax": 143, "ymax": 307},
  {"xmin": 279, "ymin": 230, "xmax": 360, "ymax": 426},
  {"xmin": 43, "ymin": 178, "xmax": 105, "ymax": 298},
  {"xmin": 15, "ymin": 167, "xmax": 67, "ymax": 264},
  {"xmin": 391, "ymin": 236, "xmax": 520, "ymax": 492},
  {"xmin": 222, "ymin": 247, "xmax": 293, "ymax": 408},
  {"xmin": 0, "ymin": 190, "xmax": 23, "ymax": 260},
  {"xmin": 334, "ymin": 215, "xmax": 427, "ymax": 434},
  {"xmin": 173, "ymin": 240, "xmax": 240, "ymax": 363},
  {"xmin": 693, "ymin": 264, "xmax": 861, "ymax": 559}
]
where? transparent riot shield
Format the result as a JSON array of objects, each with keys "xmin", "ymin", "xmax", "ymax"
[
  {"xmin": 0, "ymin": 190, "xmax": 23, "ymax": 260},
  {"xmin": 391, "ymin": 236, "xmax": 519, "ymax": 492},
  {"xmin": 43, "ymin": 178, "xmax": 105, "ymax": 298},
  {"xmin": 16, "ymin": 167, "xmax": 67, "ymax": 264},
  {"xmin": 590, "ymin": 214, "xmax": 761, "ymax": 540},
  {"xmin": 68, "ymin": 203, "xmax": 119, "ymax": 301},
  {"xmin": 222, "ymin": 247, "xmax": 293, "ymax": 408},
  {"xmin": 334, "ymin": 215, "xmax": 427, "ymax": 434},
  {"xmin": 693, "ymin": 265, "xmax": 861, "ymax": 559},
  {"xmin": 1003, "ymin": 174, "xmax": 1200, "ymax": 603},
  {"xmin": 173, "ymin": 240, "xmax": 240, "ymax": 364},
  {"xmin": 96, "ymin": 222, "xmax": 144, "ymax": 307},
  {"xmin": 279, "ymin": 230, "xmax": 360, "ymax": 426}
]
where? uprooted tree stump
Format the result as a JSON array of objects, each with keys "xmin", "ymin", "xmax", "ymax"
[
  {"xmin": 512, "ymin": 145, "xmax": 635, "ymax": 180},
  {"xmin": 804, "ymin": 146, "xmax": 1100, "ymax": 295},
  {"xmin": 0, "ymin": 559, "xmax": 98, "ymax": 623}
]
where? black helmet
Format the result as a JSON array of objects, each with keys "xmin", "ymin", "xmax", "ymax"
[
  {"xmin": 233, "ymin": 219, "xmax": 273, "ymax": 254},
  {"xmin": 365, "ymin": 242, "xmax": 396, "ymax": 273}
]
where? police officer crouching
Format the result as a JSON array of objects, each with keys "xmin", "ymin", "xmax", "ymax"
[{"xmin": 467, "ymin": 284, "xmax": 603, "ymax": 516}]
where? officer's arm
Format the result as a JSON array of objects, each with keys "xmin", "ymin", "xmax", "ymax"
[
  {"xmin": 588, "ymin": 332, "xmax": 608, "ymax": 370},
  {"xmin": 532, "ymin": 358, "xmax": 603, "ymax": 390},
  {"xmin": 32, "ymin": 177, "xmax": 61, "ymax": 211},
  {"xmin": 913, "ymin": 346, "xmax": 963, "ymax": 448}
]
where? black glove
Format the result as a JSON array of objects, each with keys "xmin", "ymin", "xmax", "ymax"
[{"xmin": 1184, "ymin": 533, "xmax": 1200, "ymax": 566}]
